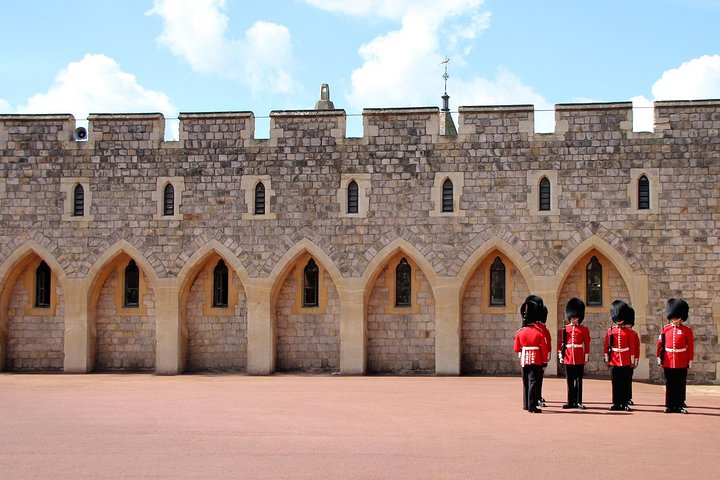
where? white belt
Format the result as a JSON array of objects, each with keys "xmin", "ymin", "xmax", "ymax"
[
  {"xmin": 611, "ymin": 347, "xmax": 629, "ymax": 352},
  {"xmin": 522, "ymin": 346, "xmax": 540, "ymax": 350},
  {"xmin": 665, "ymin": 348, "xmax": 686, "ymax": 353},
  {"xmin": 566, "ymin": 344, "xmax": 584, "ymax": 348}
]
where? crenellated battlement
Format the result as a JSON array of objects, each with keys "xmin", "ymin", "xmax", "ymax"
[
  {"xmin": 1, "ymin": 100, "xmax": 719, "ymax": 146},
  {"xmin": 179, "ymin": 111, "xmax": 255, "ymax": 148}
]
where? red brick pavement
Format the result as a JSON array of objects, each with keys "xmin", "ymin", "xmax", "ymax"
[{"xmin": 1, "ymin": 374, "xmax": 719, "ymax": 479}]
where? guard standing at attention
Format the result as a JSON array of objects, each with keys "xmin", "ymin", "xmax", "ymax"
[
  {"xmin": 558, "ymin": 297, "xmax": 590, "ymax": 409},
  {"xmin": 514, "ymin": 295, "xmax": 550, "ymax": 414},
  {"xmin": 657, "ymin": 298, "xmax": 694, "ymax": 414},
  {"xmin": 603, "ymin": 300, "xmax": 639, "ymax": 411},
  {"xmin": 536, "ymin": 303, "xmax": 551, "ymax": 407}
]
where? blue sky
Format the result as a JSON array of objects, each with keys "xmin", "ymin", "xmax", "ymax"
[{"xmin": 1, "ymin": 0, "xmax": 719, "ymax": 137}]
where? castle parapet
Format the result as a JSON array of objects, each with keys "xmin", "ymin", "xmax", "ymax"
[
  {"xmin": 362, "ymin": 107, "xmax": 439, "ymax": 142},
  {"xmin": 457, "ymin": 105, "xmax": 534, "ymax": 138},
  {"xmin": 269, "ymin": 110, "xmax": 345, "ymax": 147},
  {"xmin": 179, "ymin": 111, "xmax": 254, "ymax": 148},
  {"xmin": 87, "ymin": 113, "xmax": 165, "ymax": 143},
  {"xmin": 0, "ymin": 114, "xmax": 75, "ymax": 145},
  {"xmin": 654, "ymin": 99, "xmax": 720, "ymax": 138},
  {"xmin": 555, "ymin": 102, "xmax": 632, "ymax": 140}
]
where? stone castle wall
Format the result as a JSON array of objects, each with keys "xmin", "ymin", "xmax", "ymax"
[{"xmin": 0, "ymin": 100, "xmax": 719, "ymax": 382}]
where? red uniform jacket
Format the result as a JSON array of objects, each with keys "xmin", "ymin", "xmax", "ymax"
[
  {"xmin": 558, "ymin": 324, "xmax": 591, "ymax": 365},
  {"xmin": 514, "ymin": 324, "xmax": 549, "ymax": 367},
  {"xmin": 603, "ymin": 325, "xmax": 639, "ymax": 367},
  {"xmin": 657, "ymin": 324, "xmax": 694, "ymax": 369},
  {"xmin": 628, "ymin": 328, "xmax": 640, "ymax": 367},
  {"xmin": 537, "ymin": 323, "xmax": 552, "ymax": 363}
]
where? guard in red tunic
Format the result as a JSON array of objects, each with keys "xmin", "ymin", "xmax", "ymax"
[
  {"xmin": 657, "ymin": 298, "xmax": 694, "ymax": 414},
  {"xmin": 514, "ymin": 295, "xmax": 549, "ymax": 413},
  {"xmin": 558, "ymin": 297, "xmax": 590, "ymax": 409},
  {"xmin": 536, "ymin": 304, "xmax": 551, "ymax": 407},
  {"xmin": 603, "ymin": 300, "xmax": 639, "ymax": 411},
  {"xmin": 625, "ymin": 312, "xmax": 641, "ymax": 406}
]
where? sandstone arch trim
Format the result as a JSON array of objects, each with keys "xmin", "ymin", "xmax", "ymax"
[
  {"xmin": 457, "ymin": 235, "xmax": 537, "ymax": 298},
  {"xmin": 85, "ymin": 240, "xmax": 161, "ymax": 302},
  {"xmin": 268, "ymin": 238, "xmax": 343, "ymax": 305},
  {"xmin": 176, "ymin": 239, "xmax": 251, "ymax": 293},
  {"xmin": 360, "ymin": 237, "xmax": 439, "ymax": 303}
]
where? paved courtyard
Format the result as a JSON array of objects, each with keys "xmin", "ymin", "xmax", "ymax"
[{"xmin": 1, "ymin": 374, "xmax": 719, "ymax": 479}]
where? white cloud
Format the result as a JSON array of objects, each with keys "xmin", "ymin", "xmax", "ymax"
[
  {"xmin": 630, "ymin": 55, "xmax": 720, "ymax": 132},
  {"xmin": 651, "ymin": 54, "xmax": 720, "ymax": 100},
  {"xmin": 303, "ymin": 0, "xmax": 550, "ymax": 130},
  {"xmin": 17, "ymin": 54, "xmax": 176, "ymax": 119},
  {"xmin": 147, "ymin": 0, "xmax": 295, "ymax": 94},
  {"xmin": 0, "ymin": 98, "xmax": 12, "ymax": 113}
]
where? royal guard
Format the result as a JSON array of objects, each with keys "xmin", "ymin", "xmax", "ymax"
[
  {"xmin": 625, "ymin": 310, "xmax": 641, "ymax": 406},
  {"xmin": 536, "ymin": 303, "xmax": 551, "ymax": 407},
  {"xmin": 657, "ymin": 298, "xmax": 694, "ymax": 413},
  {"xmin": 514, "ymin": 295, "xmax": 549, "ymax": 413},
  {"xmin": 603, "ymin": 300, "xmax": 639, "ymax": 411},
  {"xmin": 558, "ymin": 297, "xmax": 591, "ymax": 409}
]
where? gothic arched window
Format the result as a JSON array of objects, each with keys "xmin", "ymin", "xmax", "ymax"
[
  {"xmin": 442, "ymin": 178, "xmax": 454, "ymax": 212},
  {"xmin": 35, "ymin": 261, "xmax": 51, "ymax": 308},
  {"xmin": 347, "ymin": 180, "xmax": 359, "ymax": 214},
  {"xmin": 163, "ymin": 183, "xmax": 174, "ymax": 216},
  {"xmin": 395, "ymin": 258, "xmax": 411, "ymax": 307},
  {"xmin": 254, "ymin": 182, "xmax": 265, "ymax": 215},
  {"xmin": 638, "ymin": 175, "xmax": 650, "ymax": 210},
  {"xmin": 213, "ymin": 260, "xmax": 229, "ymax": 307},
  {"xmin": 586, "ymin": 256, "xmax": 603, "ymax": 306},
  {"xmin": 539, "ymin": 177, "xmax": 551, "ymax": 211},
  {"xmin": 303, "ymin": 259, "xmax": 320, "ymax": 307},
  {"xmin": 124, "ymin": 260, "xmax": 140, "ymax": 308},
  {"xmin": 73, "ymin": 184, "xmax": 84, "ymax": 217},
  {"xmin": 489, "ymin": 256, "xmax": 506, "ymax": 306}
]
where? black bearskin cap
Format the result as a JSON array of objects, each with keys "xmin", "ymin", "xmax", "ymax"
[
  {"xmin": 665, "ymin": 298, "xmax": 689, "ymax": 321},
  {"xmin": 520, "ymin": 295, "xmax": 545, "ymax": 326},
  {"xmin": 565, "ymin": 297, "xmax": 586, "ymax": 323},
  {"xmin": 610, "ymin": 300, "xmax": 634, "ymax": 324},
  {"xmin": 538, "ymin": 305, "xmax": 548, "ymax": 324}
]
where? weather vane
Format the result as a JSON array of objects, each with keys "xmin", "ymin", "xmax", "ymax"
[{"xmin": 441, "ymin": 57, "xmax": 450, "ymax": 94}]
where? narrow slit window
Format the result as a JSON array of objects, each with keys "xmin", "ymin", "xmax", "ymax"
[
  {"xmin": 489, "ymin": 256, "xmax": 506, "ymax": 306},
  {"xmin": 254, "ymin": 182, "xmax": 266, "ymax": 215},
  {"xmin": 303, "ymin": 259, "xmax": 319, "ymax": 307},
  {"xmin": 213, "ymin": 260, "xmax": 229, "ymax": 307},
  {"xmin": 442, "ymin": 178, "xmax": 453, "ymax": 212},
  {"xmin": 638, "ymin": 175, "xmax": 650, "ymax": 210},
  {"xmin": 347, "ymin": 180, "xmax": 359, "ymax": 214},
  {"xmin": 586, "ymin": 256, "xmax": 603, "ymax": 306},
  {"xmin": 124, "ymin": 260, "xmax": 140, "ymax": 308},
  {"xmin": 35, "ymin": 261, "xmax": 51, "ymax": 308},
  {"xmin": 395, "ymin": 258, "xmax": 411, "ymax": 307},
  {"xmin": 539, "ymin": 177, "xmax": 551, "ymax": 211},
  {"xmin": 163, "ymin": 184, "xmax": 175, "ymax": 216},
  {"xmin": 73, "ymin": 184, "xmax": 84, "ymax": 217}
]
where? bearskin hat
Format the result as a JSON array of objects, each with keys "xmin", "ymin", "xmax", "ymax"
[
  {"xmin": 610, "ymin": 300, "xmax": 634, "ymax": 325},
  {"xmin": 665, "ymin": 298, "xmax": 689, "ymax": 321},
  {"xmin": 538, "ymin": 305, "xmax": 548, "ymax": 324},
  {"xmin": 565, "ymin": 297, "xmax": 586, "ymax": 323},
  {"xmin": 520, "ymin": 295, "xmax": 545, "ymax": 326}
]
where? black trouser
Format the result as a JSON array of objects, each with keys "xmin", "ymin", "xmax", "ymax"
[
  {"xmin": 565, "ymin": 364, "xmax": 584, "ymax": 405},
  {"xmin": 610, "ymin": 365, "xmax": 633, "ymax": 407},
  {"xmin": 663, "ymin": 367, "xmax": 688, "ymax": 409},
  {"xmin": 522, "ymin": 365, "xmax": 543, "ymax": 410}
]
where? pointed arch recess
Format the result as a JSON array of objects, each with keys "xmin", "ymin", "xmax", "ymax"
[
  {"xmin": 268, "ymin": 238, "xmax": 343, "ymax": 306},
  {"xmin": 457, "ymin": 236, "xmax": 536, "ymax": 300},
  {"xmin": 84, "ymin": 240, "xmax": 161, "ymax": 308},
  {"xmin": 360, "ymin": 237, "xmax": 439, "ymax": 304},
  {"xmin": 0, "ymin": 241, "xmax": 68, "ymax": 371}
]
